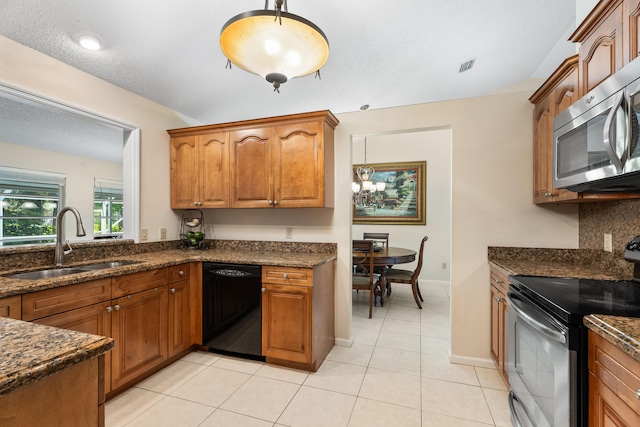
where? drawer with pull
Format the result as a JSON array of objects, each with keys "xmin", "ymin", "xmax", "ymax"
[
  {"xmin": 262, "ymin": 266, "xmax": 313, "ymax": 287},
  {"xmin": 168, "ymin": 264, "xmax": 190, "ymax": 282}
]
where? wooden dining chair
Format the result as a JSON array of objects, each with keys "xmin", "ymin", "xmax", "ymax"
[
  {"xmin": 352, "ymin": 240, "xmax": 380, "ymax": 318},
  {"xmin": 363, "ymin": 232, "xmax": 389, "ymax": 249},
  {"xmin": 385, "ymin": 236, "xmax": 428, "ymax": 309}
]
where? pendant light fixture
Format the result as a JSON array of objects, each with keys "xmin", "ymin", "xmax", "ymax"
[
  {"xmin": 220, "ymin": 0, "xmax": 330, "ymax": 92},
  {"xmin": 352, "ymin": 138, "xmax": 386, "ymax": 207}
]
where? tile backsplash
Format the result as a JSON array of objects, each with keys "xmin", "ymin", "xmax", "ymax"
[{"xmin": 579, "ymin": 199, "xmax": 640, "ymax": 253}]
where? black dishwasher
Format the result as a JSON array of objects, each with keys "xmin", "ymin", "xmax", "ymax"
[{"xmin": 202, "ymin": 262, "xmax": 264, "ymax": 361}]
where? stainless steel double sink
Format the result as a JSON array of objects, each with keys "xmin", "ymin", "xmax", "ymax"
[{"xmin": 7, "ymin": 260, "xmax": 141, "ymax": 280}]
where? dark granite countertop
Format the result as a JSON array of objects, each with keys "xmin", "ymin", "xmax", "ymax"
[
  {"xmin": 0, "ymin": 247, "xmax": 336, "ymax": 298},
  {"xmin": 488, "ymin": 246, "xmax": 640, "ymax": 365},
  {"xmin": 488, "ymin": 246, "xmax": 633, "ymax": 281},
  {"xmin": 584, "ymin": 314, "xmax": 640, "ymax": 363},
  {"xmin": 0, "ymin": 240, "xmax": 335, "ymax": 398},
  {"xmin": 0, "ymin": 317, "xmax": 113, "ymax": 396}
]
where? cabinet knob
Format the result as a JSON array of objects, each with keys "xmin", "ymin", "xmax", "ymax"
[
  {"xmin": 178, "ymin": 270, "xmax": 184, "ymax": 276},
  {"xmin": 495, "ymin": 279, "xmax": 503, "ymax": 284},
  {"xmin": 267, "ymin": 200, "xmax": 273, "ymax": 205},
  {"xmin": 171, "ymin": 288, "xmax": 176, "ymax": 294},
  {"xmin": 114, "ymin": 304, "xmax": 120, "ymax": 311},
  {"xmin": 273, "ymin": 200, "xmax": 279, "ymax": 206},
  {"xmin": 283, "ymin": 273, "xmax": 288, "ymax": 279},
  {"xmin": 106, "ymin": 306, "xmax": 112, "ymax": 313},
  {"xmin": 261, "ymin": 288, "xmax": 266, "ymax": 293},
  {"xmin": 636, "ymin": 388, "xmax": 640, "ymax": 400}
]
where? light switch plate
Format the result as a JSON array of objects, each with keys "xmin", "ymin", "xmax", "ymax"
[
  {"xmin": 160, "ymin": 227, "xmax": 166, "ymax": 240},
  {"xmin": 285, "ymin": 227, "xmax": 293, "ymax": 239},
  {"xmin": 140, "ymin": 228, "xmax": 148, "ymax": 241}
]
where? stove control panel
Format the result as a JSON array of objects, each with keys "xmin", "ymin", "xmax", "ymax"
[{"xmin": 624, "ymin": 235, "xmax": 640, "ymax": 263}]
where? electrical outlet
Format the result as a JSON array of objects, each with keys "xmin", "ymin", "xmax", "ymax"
[
  {"xmin": 285, "ymin": 227, "xmax": 293, "ymax": 239},
  {"xmin": 140, "ymin": 228, "xmax": 148, "ymax": 241},
  {"xmin": 442, "ymin": 262, "xmax": 447, "ymax": 269},
  {"xmin": 604, "ymin": 233, "xmax": 613, "ymax": 252},
  {"xmin": 160, "ymin": 227, "xmax": 167, "ymax": 240}
]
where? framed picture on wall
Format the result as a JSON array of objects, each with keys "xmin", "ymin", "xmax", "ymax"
[{"xmin": 352, "ymin": 161, "xmax": 426, "ymax": 225}]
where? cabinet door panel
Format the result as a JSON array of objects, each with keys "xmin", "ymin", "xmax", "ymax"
[
  {"xmin": 170, "ymin": 136, "xmax": 199, "ymax": 208},
  {"xmin": 230, "ymin": 127, "xmax": 273, "ymax": 207},
  {"xmin": 625, "ymin": 0, "xmax": 640, "ymax": 64},
  {"xmin": 168, "ymin": 279, "xmax": 191, "ymax": 357},
  {"xmin": 578, "ymin": 3, "xmax": 623, "ymax": 95},
  {"xmin": 273, "ymin": 121, "xmax": 324, "ymax": 207},
  {"xmin": 262, "ymin": 284, "xmax": 312, "ymax": 364},
  {"xmin": 199, "ymin": 132, "xmax": 230, "ymax": 208},
  {"xmin": 589, "ymin": 373, "xmax": 640, "ymax": 426},
  {"xmin": 34, "ymin": 302, "xmax": 113, "ymax": 393},
  {"xmin": 111, "ymin": 286, "xmax": 168, "ymax": 389},
  {"xmin": 0, "ymin": 295, "xmax": 21, "ymax": 319}
]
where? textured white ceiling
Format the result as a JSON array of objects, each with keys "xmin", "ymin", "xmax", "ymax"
[{"xmin": 0, "ymin": 0, "xmax": 577, "ymax": 157}]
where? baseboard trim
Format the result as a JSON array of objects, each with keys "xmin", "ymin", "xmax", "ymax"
[
  {"xmin": 449, "ymin": 354, "xmax": 496, "ymax": 369},
  {"xmin": 334, "ymin": 336, "xmax": 354, "ymax": 348}
]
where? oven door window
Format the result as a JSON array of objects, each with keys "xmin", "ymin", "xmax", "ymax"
[
  {"xmin": 514, "ymin": 320, "xmax": 556, "ymax": 424},
  {"xmin": 511, "ymin": 314, "xmax": 573, "ymax": 427}
]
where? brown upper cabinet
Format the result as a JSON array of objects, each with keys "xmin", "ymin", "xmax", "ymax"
[
  {"xmin": 168, "ymin": 110, "xmax": 338, "ymax": 209},
  {"xmin": 530, "ymin": 0, "xmax": 640, "ymax": 204},
  {"xmin": 572, "ymin": 0, "xmax": 624, "ymax": 97},
  {"xmin": 170, "ymin": 132, "xmax": 230, "ymax": 208}
]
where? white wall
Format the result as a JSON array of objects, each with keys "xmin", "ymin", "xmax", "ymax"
[
  {"xmin": 351, "ymin": 129, "xmax": 452, "ymax": 284},
  {"xmin": 336, "ymin": 90, "xmax": 579, "ymax": 364},
  {"xmin": 0, "ymin": 140, "xmax": 122, "ymax": 241},
  {"xmin": 0, "ymin": 35, "xmax": 193, "ymax": 242},
  {"xmin": 0, "ymin": 34, "xmax": 581, "ymax": 364}
]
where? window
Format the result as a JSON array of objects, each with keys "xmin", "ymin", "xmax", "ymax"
[
  {"xmin": 93, "ymin": 179, "xmax": 123, "ymax": 239},
  {"xmin": 0, "ymin": 166, "xmax": 65, "ymax": 246}
]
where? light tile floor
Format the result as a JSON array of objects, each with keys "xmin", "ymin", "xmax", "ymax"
[{"xmin": 106, "ymin": 282, "xmax": 511, "ymax": 426}]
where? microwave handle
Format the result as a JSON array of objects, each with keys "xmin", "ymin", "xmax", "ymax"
[{"xmin": 603, "ymin": 91, "xmax": 626, "ymax": 173}]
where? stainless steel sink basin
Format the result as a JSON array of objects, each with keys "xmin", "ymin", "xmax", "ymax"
[
  {"xmin": 78, "ymin": 260, "xmax": 140, "ymax": 270},
  {"xmin": 7, "ymin": 260, "xmax": 141, "ymax": 280},
  {"xmin": 9, "ymin": 268, "xmax": 90, "ymax": 280}
]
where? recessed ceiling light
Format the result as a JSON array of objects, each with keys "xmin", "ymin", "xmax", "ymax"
[{"xmin": 73, "ymin": 31, "xmax": 103, "ymax": 51}]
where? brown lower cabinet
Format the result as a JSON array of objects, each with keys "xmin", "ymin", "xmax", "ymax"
[
  {"xmin": 0, "ymin": 355, "xmax": 104, "ymax": 427},
  {"xmin": 111, "ymin": 285, "xmax": 169, "ymax": 390},
  {"xmin": 26, "ymin": 264, "xmax": 192, "ymax": 395},
  {"xmin": 262, "ymin": 263, "xmax": 335, "ymax": 371},
  {"xmin": 588, "ymin": 329, "xmax": 640, "ymax": 426},
  {"xmin": 489, "ymin": 265, "xmax": 509, "ymax": 387}
]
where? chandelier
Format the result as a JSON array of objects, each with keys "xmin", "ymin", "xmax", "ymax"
[
  {"xmin": 220, "ymin": 0, "xmax": 330, "ymax": 92},
  {"xmin": 352, "ymin": 138, "xmax": 386, "ymax": 207}
]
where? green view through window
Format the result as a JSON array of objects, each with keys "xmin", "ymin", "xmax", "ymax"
[
  {"xmin": 0, "ymin": 166, "xmax": 65, "ymax": 246},
  {"xmin": 94, "ymin": 178, "xmax": 123, "ymax": 239}
]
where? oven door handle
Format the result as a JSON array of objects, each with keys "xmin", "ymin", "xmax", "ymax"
[
  {"xmin": 507, "ymin": 292, "xmax": 567, "ymax": 344},
  {"xmin": 508, "ymin": 391, "xmax": 532, "ymax": 427}
]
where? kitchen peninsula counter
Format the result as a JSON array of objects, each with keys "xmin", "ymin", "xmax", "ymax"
[
  {"xmin": 0, "ymin": 316, "xmax": 113, "ymax": 395},
  {"xmin": 0, "ymin": 242, "xmax": 337, "ymax": 298}
]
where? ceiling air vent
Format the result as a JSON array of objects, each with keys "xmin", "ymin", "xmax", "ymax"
[{"xmin": 459, "ymin": 59, "xmax": 475, "ymax": 73}]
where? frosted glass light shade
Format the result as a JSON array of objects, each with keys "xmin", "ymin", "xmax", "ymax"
[{"xmin": 220, "ymin": 10, "xmax": 329, "ymax": 86}]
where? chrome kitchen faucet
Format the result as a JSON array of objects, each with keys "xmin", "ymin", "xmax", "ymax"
[{"xmin": 54, "ymin": 206, "xmax": 86, "ymax": 267}]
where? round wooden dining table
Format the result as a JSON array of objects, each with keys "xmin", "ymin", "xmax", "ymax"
[{"xmin": 352, "ymin": 246, "xmax": 416, "ymax": 306}]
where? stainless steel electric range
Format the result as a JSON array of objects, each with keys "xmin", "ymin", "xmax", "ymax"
[{"xmin": 506, "ymin": 237, "xmax": 640, "ymax": 427}]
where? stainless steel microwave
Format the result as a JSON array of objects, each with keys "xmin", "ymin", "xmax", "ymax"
[{"xmin": 553, "ymin": 57, "xmax": 640, "ymax": 192}]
